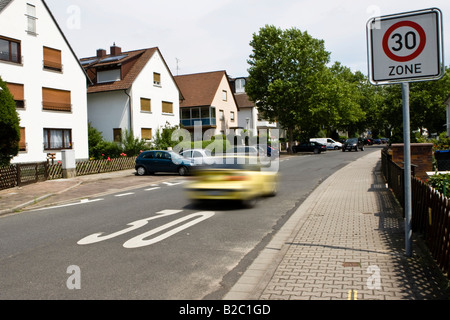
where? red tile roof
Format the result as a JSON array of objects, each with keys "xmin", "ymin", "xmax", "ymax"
[
  {"xmin": 81, "ymin": 47, "xmax": 175, "ymax": 94},
  {"xmin": 174, "ymin": 71, "xmax": 226, "ymax": 107}
]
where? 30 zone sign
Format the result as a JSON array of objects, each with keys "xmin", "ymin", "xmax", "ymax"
[{"xmin": 367, "ymin": 8, "xmax": 443, "ymax": 85}]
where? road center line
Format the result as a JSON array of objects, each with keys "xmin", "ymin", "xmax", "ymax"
[
  {"xmin": 115, "ymin": 192, "xmax": 135, "ymax": 197},
  {"xmin": 145, "ymin": 187, "xmax": 161, "ymax": 191}
]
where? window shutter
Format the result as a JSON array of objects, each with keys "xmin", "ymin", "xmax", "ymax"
[
  {"xmin": 19, "ymin": 127, "xmax": 26, "ymax": 151},
  {"xmin": 141, "ymin": 128, "xmax": 152, "ymax": 140},
  {"xmin": 140, "ymin": 98, "xmax": 151, "ymax": 112},
  {"xmin": 162, "ymin": 101, "xmax": 173, "ymax": 114},
  {"xmin": 6, "ymin": 82, "xmax": 24, "ymax": 100},
  {"xmin": 153, "ymin": 73, "xmax": 161, "ymax": 85},
  {"xmin": 42, "ymin": 87, "xmax": 71, "ymax": 111},
  {"xmin": 43, "ymin": 47, "xmax": 62, "ymax": 71}
]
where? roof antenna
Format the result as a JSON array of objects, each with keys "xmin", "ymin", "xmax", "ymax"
[{"xmin": 176, "ymin": 58, "xmax": 180, "ymax": 76}]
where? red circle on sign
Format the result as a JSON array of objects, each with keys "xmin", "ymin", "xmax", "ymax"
[{"xmin": 382, "ymin": 20, "xmax": 426, "ymax": 62}]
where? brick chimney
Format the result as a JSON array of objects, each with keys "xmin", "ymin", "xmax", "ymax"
[
  {"xmin": 97, "ymin": 49, "xmax": 106, "ymax": 58},
  {"xmin": 110, "ymin": 43, "xmax": 122, "ymax": 56}
]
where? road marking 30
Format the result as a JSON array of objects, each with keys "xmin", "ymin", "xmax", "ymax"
[{"xmin": 77, "ymin": 210, "xmax": 214, "ymax": 248}]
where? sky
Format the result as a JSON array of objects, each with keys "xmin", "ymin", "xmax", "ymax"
[{"xmin": 45, "ymin": 0, "xmax": 450, "ymax": 78}]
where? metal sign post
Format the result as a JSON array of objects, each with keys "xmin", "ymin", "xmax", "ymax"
[
  {"xmin": 367, "ymin": 8, "xmax": 444, "ymax": 257},
  {"xmin": 401, "ymin": 82, "xmax": 412, "ymax": 257}
]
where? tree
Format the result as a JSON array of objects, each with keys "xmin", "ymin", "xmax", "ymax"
[
  {"xmin": 0, "ymin": 77, "xmax": 20, "ymax": 166},
  {"xmin": 246, "ymin": 25, "xmax": 332, "ymax": 152}
]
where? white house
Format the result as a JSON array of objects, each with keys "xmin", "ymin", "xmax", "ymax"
[
  {"xmin": 81, "ymin": 45, "xmax": 181, "ymax": 143},
  {"xmin": 229, "ymin": 77, "xmax": 281, "ymax": 137},
  {"xmin": 0, "ymin": 0, "xmax": 89, "ymax": 163}
]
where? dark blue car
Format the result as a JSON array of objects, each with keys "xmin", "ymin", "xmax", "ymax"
[{"xmin": 135, "ymin": 150, "xmax": 193, "ymax": 176}]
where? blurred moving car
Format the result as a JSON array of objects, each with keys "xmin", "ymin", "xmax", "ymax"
[
  {"xmin": 180, "ymin": 148, "xmax": 213, "ymax": 165},
  {"xmin": 226, "ymin": 145, "xmax": 262, "ymax": 156},
  {"xmin": 185, "ymin": 156, "xmax": 278, "ymax": 208},
  {"xmin": 292, "ymin": 141, "xmax": 327, "ymax": 154},
  {"xmin": 135, "ymin": 150, "xmax": 193, "ymax": 176},
  {"xmin": 342, "ymin": 138, "xmax": 365, "ymax": 152}
]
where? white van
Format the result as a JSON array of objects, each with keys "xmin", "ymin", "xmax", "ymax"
[{"xmin": 310, "ymin": 138, "xmax": 342, "ymax": 150}]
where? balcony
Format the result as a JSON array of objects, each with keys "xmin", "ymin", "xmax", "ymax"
[{"xmin": 181, "ymin": 118, "xmax": 217, "ymax": 127}]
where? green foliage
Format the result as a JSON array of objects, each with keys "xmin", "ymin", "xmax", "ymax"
[
  {"xmin": 121, "ymin": 129, "xmax": 148, "ymax": 156},
  {"xmin": 0, "ymin": 77, "xmax": 20, "ymax": 166},
  {"xmin": 152, "ymin": 122, "xmax": 182, "ymax": 150},
  {"xmin": 428, "ymin": 173, "xmax": 450, "ymax": 196},
  {"xmin": 88, "ymin": 124, "xmax": 148, "ymax": 159}
]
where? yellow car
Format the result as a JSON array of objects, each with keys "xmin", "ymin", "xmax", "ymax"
[{"xmin": 184, "ymin": 156, "xmax": 278, "ymax": 208}]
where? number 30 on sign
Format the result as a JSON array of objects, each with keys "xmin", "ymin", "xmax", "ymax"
[{"xmin": 367, "ymin": 8, "xmax": 444, "ymax": 85}]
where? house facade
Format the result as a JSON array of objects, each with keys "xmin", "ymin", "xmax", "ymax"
[
  {"xmin": 81, "ymin": 45, "xmax": 181, "ymax": 144},
  {"xmin": 229, "ymin": 77, "xmax": 281, "ymax": 137},
  {"xmin": 175, "ymin": 71, "xmax": 239, "ymax": 137},
  {"xmin": 0, "ymin": 0, "xmax": 89, "ymax": 163}
]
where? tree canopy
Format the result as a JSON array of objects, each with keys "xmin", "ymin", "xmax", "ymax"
[
  {"xmin": 0, "ymin": 77, "xmax": 20, "ymax": 166},
  {"xmin": 246, "ymin": 25, "xmax": 366, "ymax": 150}
]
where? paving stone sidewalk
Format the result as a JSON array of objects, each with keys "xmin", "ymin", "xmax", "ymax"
[{"xmin": 224, "ymin": 151, "xmax": 450, "ymax": 300}]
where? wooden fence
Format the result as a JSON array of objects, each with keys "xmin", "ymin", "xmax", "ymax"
[
  {"xmin": 0, "ymin": 156, "xmax": 137, "ymax": 190},
  {"xmin": 382, "ymin": 149, "xmax": 450, "ymax": 280},
  {"xmin": 76, "ymin": 156, "xmax": 136, "ymax": 176}
]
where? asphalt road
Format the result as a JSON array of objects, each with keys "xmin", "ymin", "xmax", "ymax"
[{"xmin": 0, "ymin": 146, "xmax": 382, "ymax": 300}]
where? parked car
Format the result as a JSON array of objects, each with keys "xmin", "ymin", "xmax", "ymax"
[
  {"xmin": 226, "ymin": 146, "xmax": 262, "ymax": 156},
  {"xmin": 373, "ymin": 138, "xmax": 382, "ymax": 145},
  {"xmin": 310, "ymin": 138, "xmax": 342, "ymax": 150},
  {"xmin": 135, "ymin": 150, "xmax": 193, "ymax": 176},
  {"xmin": 292, "ymin": 141, "xmax": 327, "ymax": 154},
  {"xmin": 185, "ymin": 156, "xmax": 278, "ymax": 208},
  {"xmin": 381, "ymin": 138, "xmax": 389, "ymax": 144},
  {"xmin": 364, "ymin": 138, "xmax": 374, "ymax": 145},
  {"xmin": 342, "ymin": 138, "xmax": 365, "ymax": 152},
  {"xmin": 180, "ymin": 148, "xmax": 213, "ymax": 165}
]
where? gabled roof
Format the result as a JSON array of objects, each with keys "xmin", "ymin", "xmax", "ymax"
[
  {"xmin": 81, "ymin": 47, "xmax": 182, "ymax": 97},
  {"xmin": 0, "ymin": 0, "xmax": 12, "ymax": 12},
  {"xmin": 0, "ymin": 0, "xmax": 91, "ymax": 84},
  {"xmin": 81, "ymin": 48, "xmax": 157, "ymax": 93},
  {"xmin": 234, "ymin": 93, "xmax": 255, "ymax": 109},
  {"xmin": 175, "ymin": 71, "xmax": 238, "ymax": 110}
]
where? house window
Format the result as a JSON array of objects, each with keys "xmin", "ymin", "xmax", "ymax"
[
  {"xmin": 43, "ymin": 129, "xmax": 72, "ymax": 150},
  {"xmin": 235, "ymin": 78, "xmax": 246, "ymax": 93},
  {"xmin": 141, "ymin": 128, "xmax": 152, "ymax": 140},
  {"xmin": 153, "ymin": 73, "xmax": 161, "ymax": 86},
  {"xmin": 26, "ymin": 3, "xmax": 37, "ymax": 35},
  {"xmin": 230, "ymin": 111, "xmax": 235, "ymax": 121},
  {"xmin": 43, "ymin": 46, "xmax": 62, "ymax": 72},
  {"xmin": 19, "ymin": 127, "xmax": 26, "ymax": 151},
  {"xmin": 219, "ymin": 110, "xmax": 224, "ymax": 120},
  {"xmin": 113, "ymin": 128, "xmax": 122, "ymax": 142},
  {"xmin": 42, "ymin": 87, "xmax": 71, "ymax": 112},
  {"xmin": 162, "ymin": 101, "xmax": 173, "ymax": 114},
  {"xmin": 222, "ymin": 90, "xmax": 227, "ymax": 101},
  {"xmin": 6, "ymin": 82, "xmax": 25, "ymax": 108},
  {"xmin": 97, "ymin": 69, "xmax": 121, "ymax": 83},
  {"xmin": 140, "ymin": 98, "xmax": 151, "ymax": 112},
  {"xmin": 0, "ymin": 36, "xmax": 21, "ymax": 63}
]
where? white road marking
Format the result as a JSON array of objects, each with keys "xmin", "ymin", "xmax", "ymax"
[
  {"xmin": 144, "ymin": 187, "xmax": 161, "ymax": 191},
  {"xmin": 115, "ymin": 192, "xmax": 135, "ymax": 197},
  {"xmin": 123, "ymin": 211, "xmax": 215, "ymax": 248},
  {"xmin": 77, "ymin": 210, "xmax": 183, "ymax": 245}
]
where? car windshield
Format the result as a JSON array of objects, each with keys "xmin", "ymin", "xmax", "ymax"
[{"xmin": 347, "ymin": 138, "xmax": 358, "ymax": 143}]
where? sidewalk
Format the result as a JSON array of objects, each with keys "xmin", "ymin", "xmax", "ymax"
[
  {"xmin": 0, "ymin": 169, "xmax": 181, "ymax": 215},
  {"xmin": 224, "ymin": 151, "xmax": 450, "ymax": 300}
]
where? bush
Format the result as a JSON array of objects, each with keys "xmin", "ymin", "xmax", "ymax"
[{"xmin": 428, "ymin": 173, "xmax": 450, "ymax": 196}]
